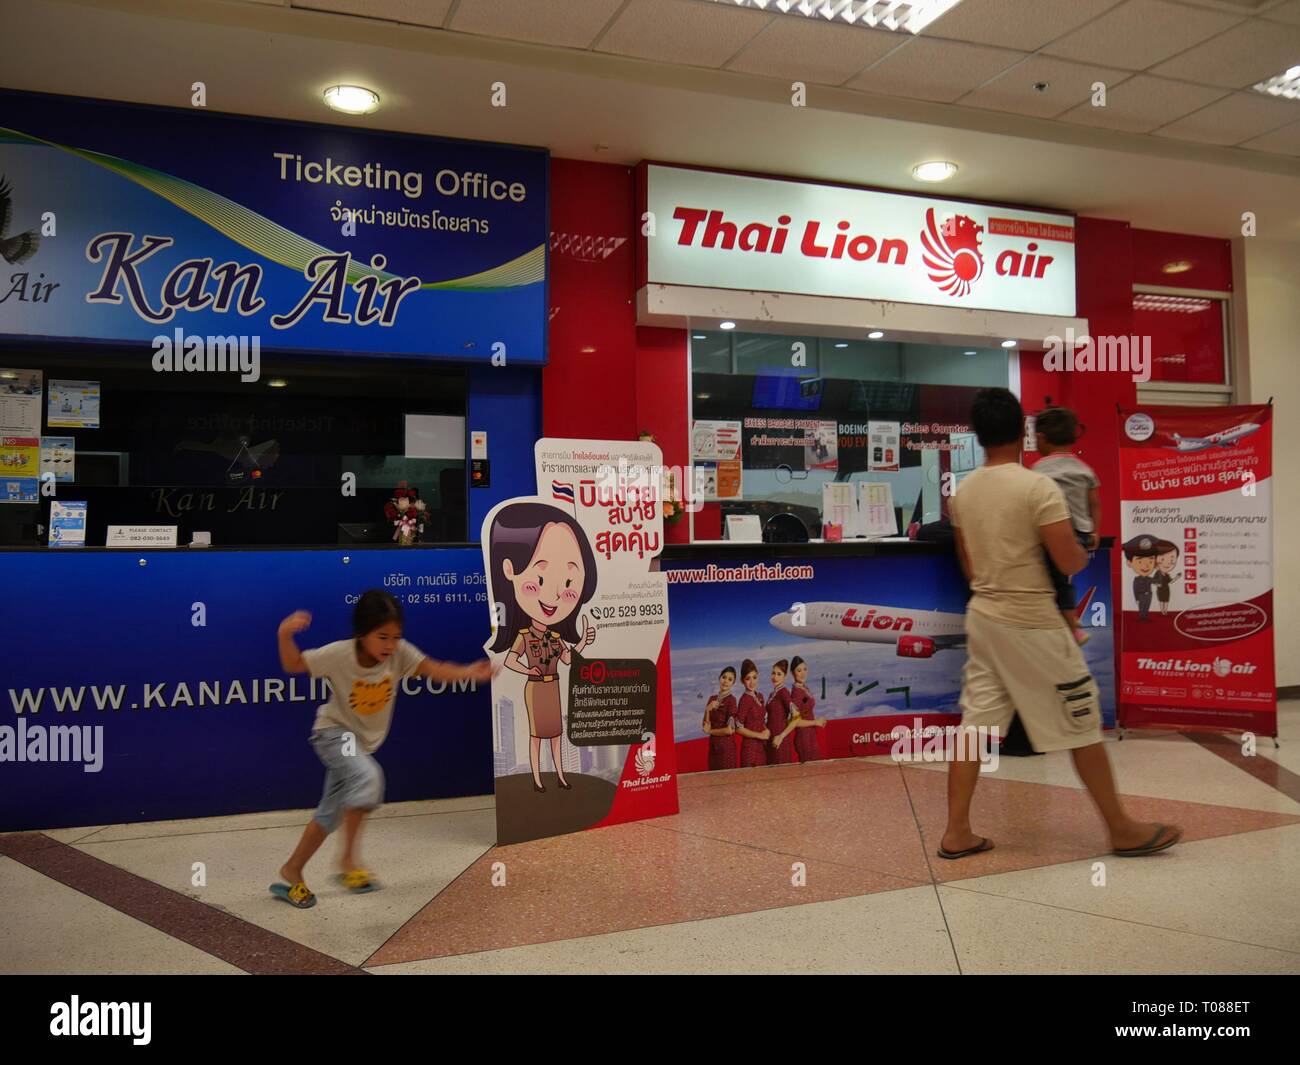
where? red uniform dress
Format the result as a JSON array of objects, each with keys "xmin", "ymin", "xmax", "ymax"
[
  {"xmin": 790, "ymin": 683, "xmax": 823, "ymax": 762},
  {"xmin": 766, "ymin": 686, "xmax": 796, "ymax": 765},
  {"xmin": 737, "ymin": 690, "xmax": 768, "ymax": 768},
  {"xmin": 706, "ymin": 693, "xmax": 738, "ymax": 771}
]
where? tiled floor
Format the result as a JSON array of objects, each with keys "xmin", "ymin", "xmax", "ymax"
[{"xmin": 4, "ymin": 702, "xmax": 1299, "ymax": 975}]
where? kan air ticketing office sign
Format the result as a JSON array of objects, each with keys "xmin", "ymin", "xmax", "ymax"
[
  {"xmin": 0, "ymin": 90, "xmax": 548, "ymax": 362},
  {"xmin": 641, "ymin": 163, "xmax": 1076, "ymax": 318}
]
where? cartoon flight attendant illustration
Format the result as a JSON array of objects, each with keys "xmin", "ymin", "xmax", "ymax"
[
  {"xmin": 767, "ymin": 659, "xmax": 797, "ymax": 765},
  {"xmin": 788, "ymin": 656, "xmax": 828, "ymax": 762},
  {"xmin": 703, "ymin": 666, "xmax": 738, "ymax": 771},
  {"xmin": 734, "ymin": 659, "xmax": 770, "ymax": 768},
  {"xmin": 1122, "ymin": 535, "xmax": 1160, "ymax": 622},
  {"xmin": 1153, "ymin": 539, "xmax": 1181, "ymax": 616},
  {"xmin": 488, "ymin": 502, "xmax": 598, "ymax": 793}
]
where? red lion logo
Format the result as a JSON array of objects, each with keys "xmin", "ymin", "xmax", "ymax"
[{"xmin": 921, "ymin": 208, "xmax": 983, "ymax": 298}]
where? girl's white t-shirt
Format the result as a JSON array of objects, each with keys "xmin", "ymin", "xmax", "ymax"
[{"xmin": 302, "ymin": 639, "xmax": 425, "ymax": 752}]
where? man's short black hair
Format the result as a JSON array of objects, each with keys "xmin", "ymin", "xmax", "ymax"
[{"xmin": 970, "ymin": 388, "xmax": 1024, "ymax": 448}]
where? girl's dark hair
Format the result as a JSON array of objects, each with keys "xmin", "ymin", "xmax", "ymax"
[
  {"xmin": 1036, "ymin": 406, "xmax": 1080, "ymax": 446},
  {"xmin": 719, "ymin": 666, "xmax": 736, "ymax": 679},
  {"xmin": 1155, "ymin": 539, "xmax": 1180, "ymax": 556},
  {"xmin": 354, "ymin": 589, "xmax": 403, "ymax": 638},
  {"xmin": 791, "ymin": 656, "xmax": 806, "ymax": 673},
  {"xmin": 772, "ymin": 659, "xmax": 789, "ymax": 673},
  {"xmin": 740, "ymin": 658, "xmax": 758, "ymax": 679},
  {"xmin": 487, "ymin": 502, "xmax": 598, "ymax": 653}
]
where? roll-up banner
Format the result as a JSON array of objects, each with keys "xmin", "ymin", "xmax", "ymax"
[
  {"xmin": 1117, "ymin": 405, "xmax": 1275, "ymax": 736},
  {"xmin": 481, "ymin": 439, "xmax": 678, "ymax": 845}
]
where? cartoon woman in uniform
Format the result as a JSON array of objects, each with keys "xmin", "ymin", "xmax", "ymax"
[
  {"xmin": 703, "ymin": 666, "xmax": 738, "ymax": 771},
  {"xmin": 734, "ymin": 659, "xmax": 770, "ymax": 768},
  {"xmin": 766, "ymin": 659, "xmax": 797, "ymax": 765},
  {"xmin": 1153, "ymin": 540, "xmax": 1181, "ymax": 616},
  {"xmin": 488, "ymin": 502, "xmax": 597, "ymax": 793},
  {"xmin": 788, "ymin": 656, "xmax": 827, "ymax": 762}
]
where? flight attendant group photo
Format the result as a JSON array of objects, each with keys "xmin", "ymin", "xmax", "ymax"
[{"xmin": 702, "ymin": 657, "xmax": 830, "ymax": 771}]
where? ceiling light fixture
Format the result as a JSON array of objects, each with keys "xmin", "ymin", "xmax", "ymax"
[
  {"xmin": 324, "ymin": 85, "xmax": 381, "ymax": 114},
  {"xmin": 912, "ymin": 160, "xmax": 958, "ymax": 183},
  {"xmin": 720, "ymin": 321, "xmax": 737, "ymax": 330},
  {"xmin": 1001, "ymin": 339, "xmax": 1017, "ymax": 348},
  {"xmin": 834, "ymin": 342, "xmax": 849, "ymax": 348},
  {"xmin": 868, "ymin": 330, "xmax": 885, "ymax": 339},
  {"xmin": 700, "ymin": 0, "xmax": 967, "ymax": 35},
  {"xmin": 1254, "ymin": 64, "xmax": 1300, "ymax": 101},
  {"xmin": 693, "ymin": 334, "xmax": 707, "ymax": 340},
  {"xmin": 1161, "ymin": 260, "xmax": 1194, "ymax": 275},
  {"xmin": 964, "ymin": 350, "xmax": 977, "ymax": 356}
]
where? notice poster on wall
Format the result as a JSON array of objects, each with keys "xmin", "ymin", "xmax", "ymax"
[
  {"xmin": 868, "ymin": 420, "xmax": 900, "ymax": 472},
  {"xmin": 0, "ymin": 369, "xmax": 42, "ymax": 435},
  {"xmin": 803, "ymin": 420, "xmax": 838, "ymax": 470},
  {"xmin": 48, "ymin": 500, "xmax": 87, "ymax": 547},
  {"xmin": 1117, "ymin": 405, "xmax": 1274, "ymax": 736},
  {"xmin": 859, "ymin": 482, "xmax": 898, "ymax": 537},
  {"xmin": 691, "ymin": 419, "xmax": 741, "ymax": 461},
  {"xmin": 481, "ymin": 438, "xmax": 677, "ymax": 845},
  {"xmin": 0, "ymin": 434, "xmax": 39, "ymax": 501},
  {"xmin": 47, "ymin": 380, "xmax": 100, "ymax": 429},
  {"xmin": 664, "ymin": 550, "xmax": 1118, "ymax": 773},
  {"xmin": 40, "ymin": 436, "xmax": 75, "ymax": 482}
]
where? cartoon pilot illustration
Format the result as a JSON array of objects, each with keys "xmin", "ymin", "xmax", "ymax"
[{"xmin": 1122, "ymin": 534, "xmax": 1161, "ymax": 622}]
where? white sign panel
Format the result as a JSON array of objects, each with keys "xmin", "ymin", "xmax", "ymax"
[
  {"xmin": 107, "ymin": 525, "xmax": 178, "ymax": 548},
  {"xmin": 645, "ymin": 164, "xmax": 1076, "ymax": 317}
]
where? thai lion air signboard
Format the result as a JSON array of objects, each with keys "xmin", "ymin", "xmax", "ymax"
[{"xmin": 640, "ymin": 163, "xmax": 1076, "ymax": 317}]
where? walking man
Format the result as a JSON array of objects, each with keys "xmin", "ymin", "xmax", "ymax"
[{"xmin": 941, "ymin": 388, "xmax": 1181, "ymax": 859}]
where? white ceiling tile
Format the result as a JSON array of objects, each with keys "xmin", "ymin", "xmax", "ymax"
[
  {"xmin": 1149, "ymin": 19, "xmax": 1300, "ymax": 87},
  {"xmin": 1153, "ymin": 90, "xmax": 1300, "ymax": 142},
  {"xmin": 1042, "ymin": 0, "xmax": 1242, "ymax": 70},
  {"xmin": 846, "ymin": 37, "xmax": 1025, "ymax": 102},
  {"xmin": 293, "ymin": 0, "xmax": 453, "ymax": 27},
  {"xmin": 448, "ymin": 0, "xmax": 624, "ymax": 49},
  {"xmin": 921, "ymin": 0, "xmax": 1125, "ymax": 52},
  {"xmin": 958, "ymin": 55, "xmax": 1132, "ymax": 118},
  {"xmin": 1237, "ymin": 117, "xmax": 1300, "ymax": 153},
  {"xmin": 596, "ymin": 0, "xmax": 772, "ymax": 68},
  {"xmin": 726, "ymin": 19, "xmax": 903, "ymax": 85},
  {"xmin": 1058, "ymin": 74, "xmax": 1229, "ymax": 131}
]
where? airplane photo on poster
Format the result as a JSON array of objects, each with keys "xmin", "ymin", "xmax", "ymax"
[
  {"xmin": 1168, "ymin": 423, "xmax": 1260, "ymax": 452},
  {"xmin": 769, "ymin": 587, "xmax": 1095, "ymax": 659}
]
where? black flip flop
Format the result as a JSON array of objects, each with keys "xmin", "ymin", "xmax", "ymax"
[
  {"xmin": 937, "ymin": 837, "xmax": 995, "ymax": 860},
  {"xmin": 1113, "ymin": 823, "xmax": 1181, "ymax": 857}
]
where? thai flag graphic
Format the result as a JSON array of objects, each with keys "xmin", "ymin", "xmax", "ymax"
[{"xmin": 551, "ymin": 481, "xmax": 575, "ymax": 506}]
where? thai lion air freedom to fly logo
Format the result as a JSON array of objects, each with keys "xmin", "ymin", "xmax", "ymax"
[{"xmin": 921, "ymin": 209, "xmax": 983, "ymax": 298}]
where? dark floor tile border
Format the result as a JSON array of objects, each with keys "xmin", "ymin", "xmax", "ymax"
[
  {"xmin": 1188, "ymin": 734, "xmax": 1300, "ymax": 806},
  {"xmin": 0, "ymin": 832, "xmax": 365, "ymax": 975}
]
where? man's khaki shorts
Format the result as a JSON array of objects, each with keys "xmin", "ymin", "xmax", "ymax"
[{"xmin": 959, "ymin": 609, "xmax": 1103, "ymax": 753}]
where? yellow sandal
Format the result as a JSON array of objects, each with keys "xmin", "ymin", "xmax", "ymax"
[
  {"xmin": 336, "ymin": 868, "xmax": 377, "ymax": 893},
  {"xmin": 269, "ymin": 880, "xmax": 316, "ymax": 908}
]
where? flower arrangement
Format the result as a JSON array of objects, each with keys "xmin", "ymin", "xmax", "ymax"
[{"xmin": 383, "ymin": 481, "xmax": 427, "ymax": 545}]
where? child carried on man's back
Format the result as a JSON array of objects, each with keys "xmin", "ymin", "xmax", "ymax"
[{"xmin": 1033, "ymin": 407, "xmax": 1101, "ymax": 646}]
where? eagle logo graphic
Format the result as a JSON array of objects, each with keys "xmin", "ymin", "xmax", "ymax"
[
  {"xmin": 0, "ymin": 176, "xmax": 40, "ymax": 265},
  {"xmin": 920, "ymin": 208, "xmax": 983, "ymax": 298}
]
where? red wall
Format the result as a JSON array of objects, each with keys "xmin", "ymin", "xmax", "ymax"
[{"xmin": 545, "ymin": 159, "xmax": 689, "ymax": 541}]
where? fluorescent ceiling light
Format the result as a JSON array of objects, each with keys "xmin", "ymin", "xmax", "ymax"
[
  {"xmin": 912, "ymin": 160, "xmax": 958, "ymax": 182},
  {"xmin": 720, "ymin": 320, "xmax": 737, "ymax": 329},
  {"xmin": 703, "ymin": 0, "xmax": 966, "ymax": 34},
  {"xmin": 964, "ymin": 350, "xmax": 977, "ymax": 356},
  {"xmin": 1001, "ymin": 339, "xmax": 1017, "ymax": 348},
  {"xmin": 868, "ymin": 330, "xmax": 885, "ymax": 339},
  {"xmin": 834, "ymin": 342, "xmax": 849, "ymax": 348},
  {"xmin": 1133, "ymin": 294, "xmax": 1213, "ymax": 314},
  {"xmin": 1253, "ymin": 64, "xmax": 1300, "ymax": 101},
  {"xmin": 324, "ymin": 85, "xmax": 381, "ymax": 114}
]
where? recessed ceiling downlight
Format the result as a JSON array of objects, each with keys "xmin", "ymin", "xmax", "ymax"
[
  {"xmin": 324, "ymin": 85, "xmax": 381, "ymax": 115},
  {"xmin": 911, "ymin": 160, "xmax": 958, "ymax": 183}
]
